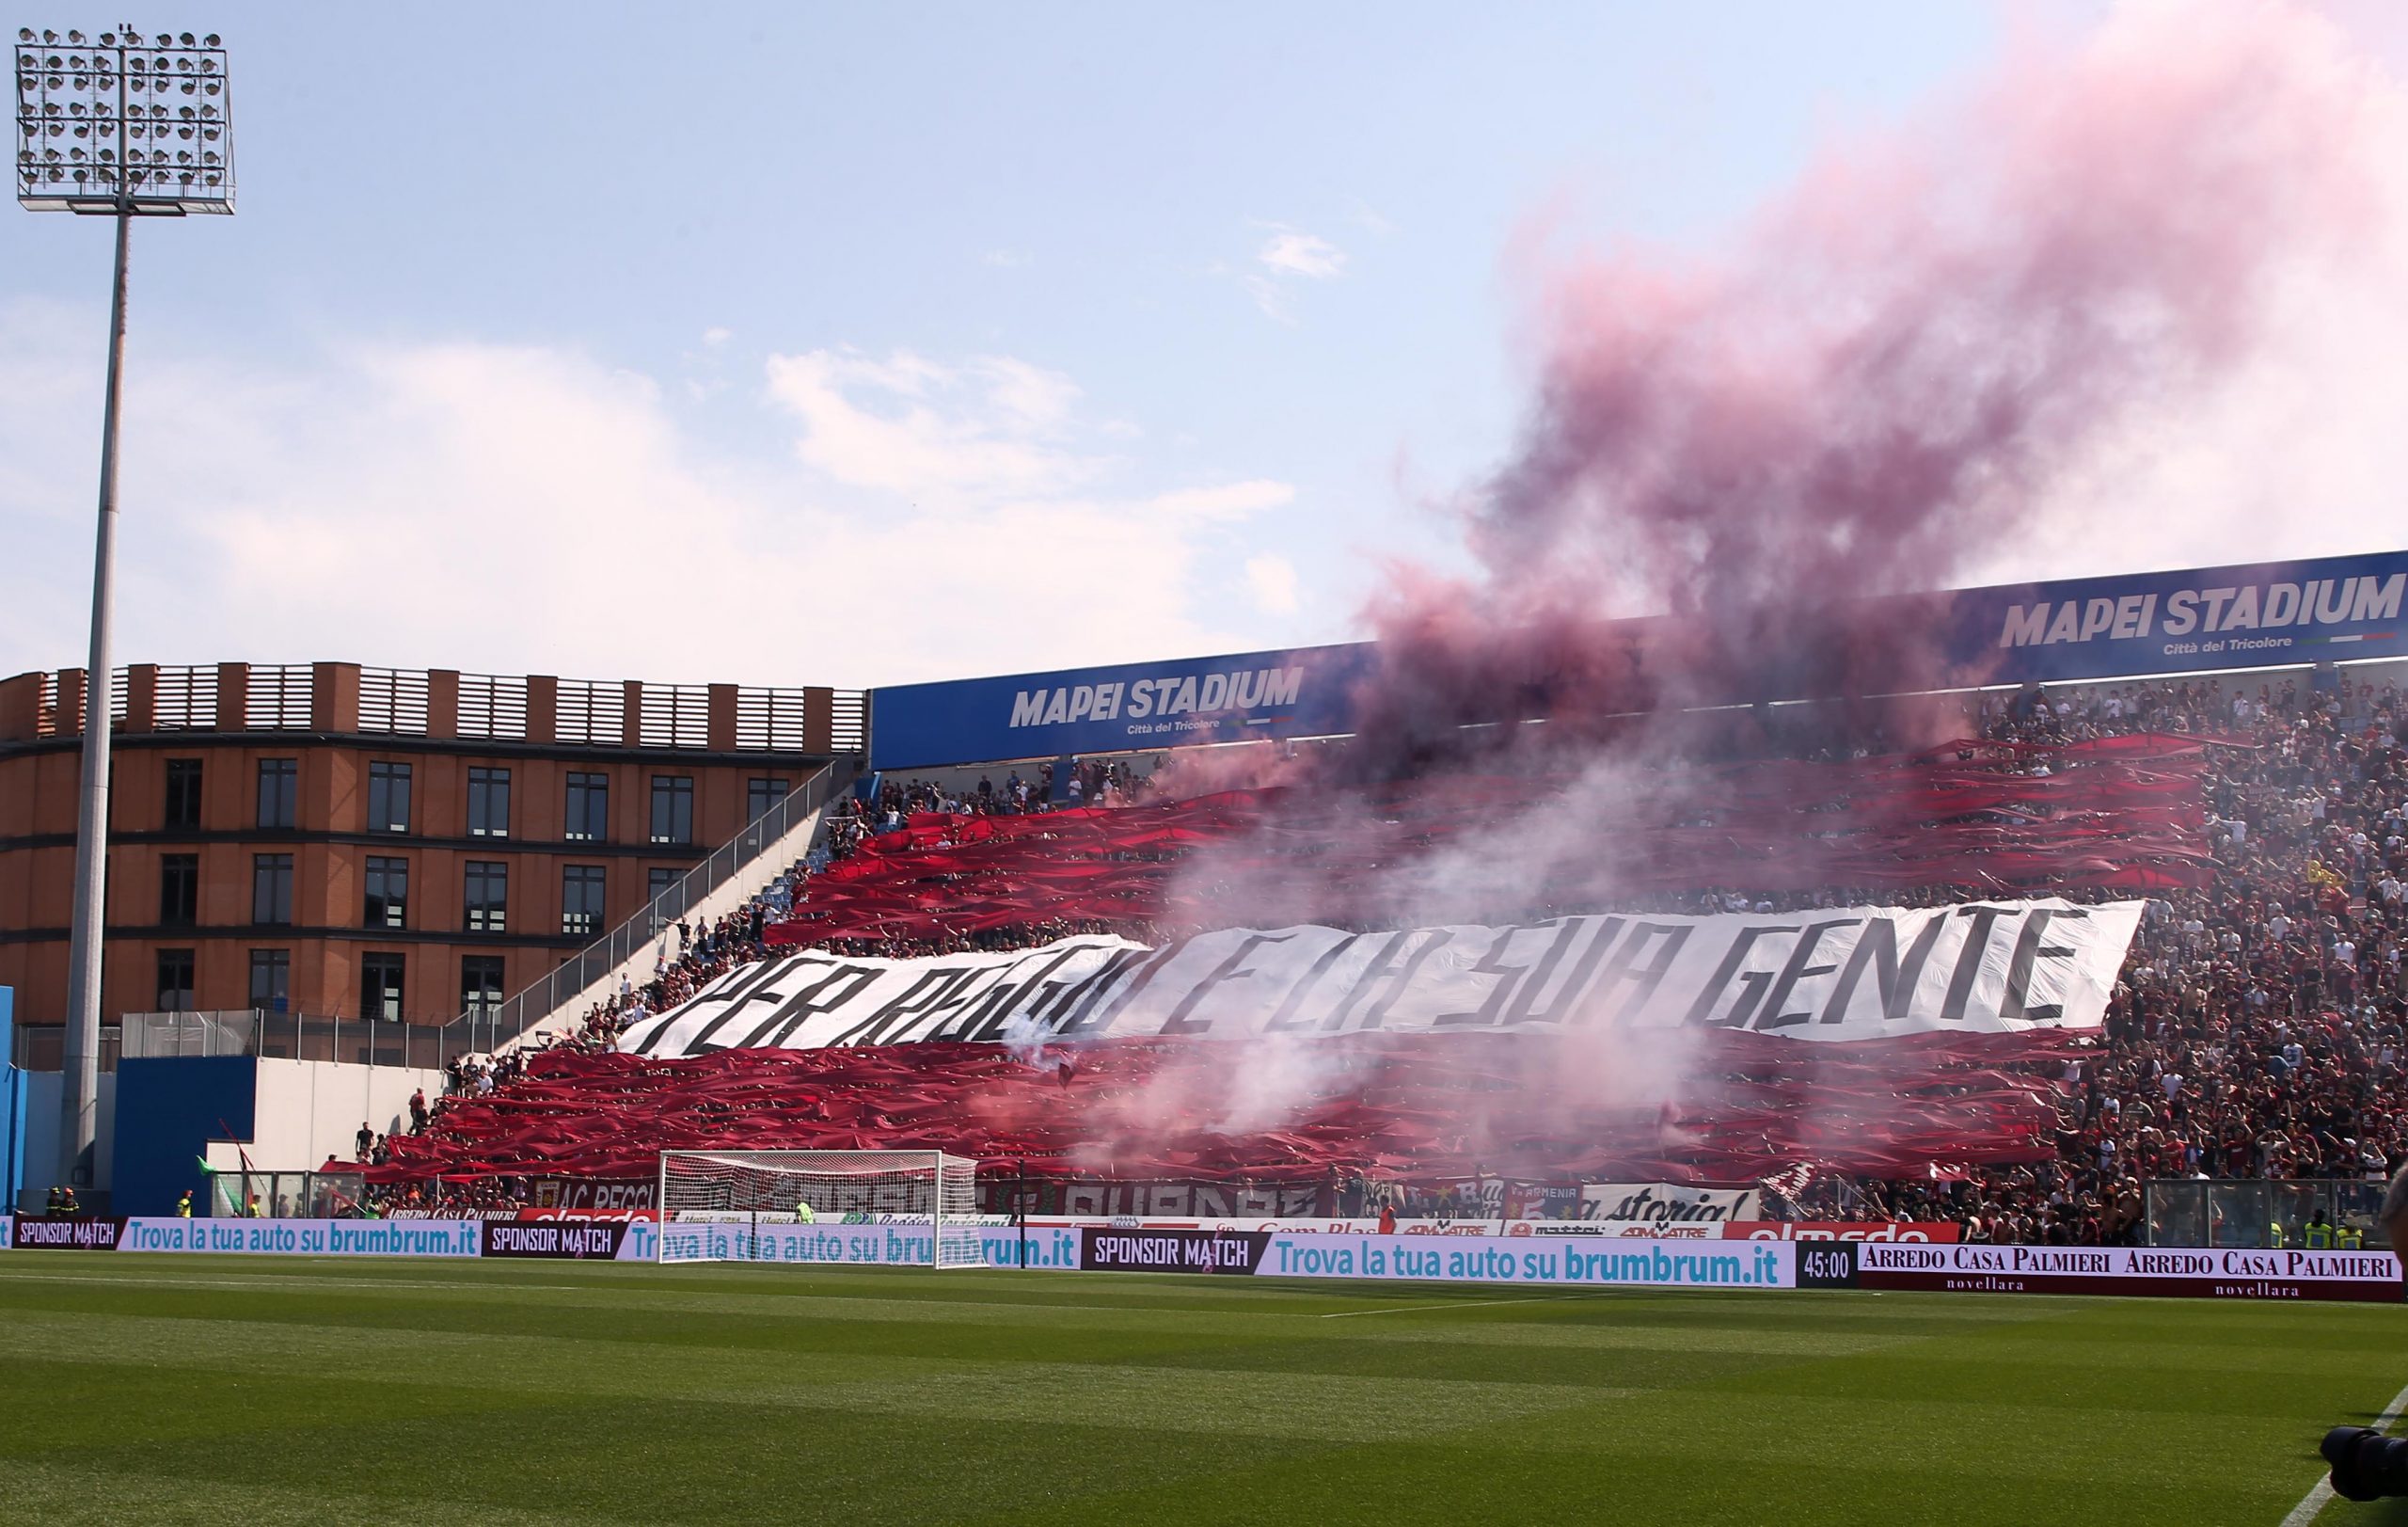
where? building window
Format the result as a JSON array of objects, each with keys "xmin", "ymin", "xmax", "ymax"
[
  {"xmin": 155, "ymin": 948, "xmax": 195, "ymax": 1012},
  {"xmin": 364, "ymin": 855, "xmax": 409, "ymax": 930},
  {"xmin": 256, "ymin": 757, "xmax": 297, "ymax": 829},
  {"xmin": 248, "ymin": 948, "xmax": 290, "ymax": 1013},
  {"xmin": 650, "ymin": 774, "xmax": 694, "ymax": 845},
  {"xmin": 251, "ymin": 853, "xmax": 293, "ymax": 926},
  {"xmin": 461, "ymin": 955, "xmax": 505, "ymax": 1021},
  {"xmin": 468, "ymin": 767, "xmax": 512, "ymax": 838},
  {"xmin": 367, "ymin": 760, "xmax": 411, "ymax": 834},
  {"xmin": 361, "ymin": 952, "xmax": 405, "ymax": 1023},
  {"xmin": 565, "ymin": 771, "xmax": 610, "ymax": 842},
  {"xmin": 164, "ymin": 758, "xmax": 202, "ymax": 830},
  {"xmin": 748, "ymin": 776, "xmax": 789, "ymax": 821},
  {"xmin": 647, "ymin": 867, "xmax": 680, "ymax": 901},
  {"xmin": 159, "ymin": 853, "xmax": 198, "ymax": 927},
  {"xmin": 464, "ymin": 860, "xmax": 508, "ymax": 932},
  {"xmin": 562, "ymin": 864, "xmax": 607, "ymax": 937}
]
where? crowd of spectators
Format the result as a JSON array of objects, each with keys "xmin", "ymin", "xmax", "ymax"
[{"xmin": 414, "ymin": 661, "xmax": 2404, "ymax": 1248}]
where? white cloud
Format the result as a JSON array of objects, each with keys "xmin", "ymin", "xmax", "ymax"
[
  {"xmin": 1349, "ymin": 201, "xmax": 1398, "ymax": 238},
  {"xmin": 1244, "ymin": 552, "xmax": 1302, "ymax": 614},
  {"xmin": 762, "ymin": 348, "xmax": 1101, "ymax": 505},
  {"xmin": 1148, "ymin": 480, "xmax": 1295, "ymax": 521},
  {"xmin": 1238, "ymin": 226, "xmax": 1350, "ymax": 322},
  {"xmin": 0, "ymin": 306, "xmax": 1299, "ymax": 689},
  {"xmin": 1258, "ymin": 230, "xmax": 1348, "ymax": 279},
  {"xmin": 981, "ymin": 248, "xmax": 1032, "ymax": 268},
  {"xmin": 700, "ymin": 326, "xmax": 732, "ymax": 346}
]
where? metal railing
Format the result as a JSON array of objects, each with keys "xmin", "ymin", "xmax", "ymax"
[
  {"xmin": 443, "ymin": 757, "xmax": 851, "ymax": 1055},
  {"xmin": 10, "ymin": 1024, "xmax": 121, "ymax": 1073},
  {"xmin": 117, "ymin": 1010, "xmax": 460, "ymax": 1070},
  {"xmin": 12, "ymin": 1012, "xmax": 458, "ymax": 1072},
  {"xmin": 10, "ymin": 662, "xmax": 867, "ymax": 751},
  {"xmin": 2144, "ymin": 1177, "xmax": 2389, "ymax": 1248}
]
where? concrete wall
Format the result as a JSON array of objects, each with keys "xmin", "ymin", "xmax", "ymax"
[
  {"xmin": 242, "ymin": 1057, "xmax": 445, "ymax": 1169},
  {"xmin": 13, "ymin": 1069, "xmax": 117, "ymax": 1213}
]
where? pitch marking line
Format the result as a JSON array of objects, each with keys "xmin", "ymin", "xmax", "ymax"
[
  {"xmin": 2280, "ymin": 1377, "xmax": 2408, "ymax": 1526},
  {"xmin": 1322, "ymin": 1294, "xmax": 1606, "ymax": 1318}
]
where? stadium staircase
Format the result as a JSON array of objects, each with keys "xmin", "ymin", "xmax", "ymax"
[{"xmin": 446, "ymin": 758, "xmax": 857, "ymax": 1058}]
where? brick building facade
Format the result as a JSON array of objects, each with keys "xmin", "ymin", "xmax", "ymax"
[{"xmin": 0, "ymin": 662, "xmax": 861, "ymax": 1032}]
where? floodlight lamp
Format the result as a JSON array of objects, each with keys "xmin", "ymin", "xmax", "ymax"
[
  {"xmin": 66, "ymin": 27, "xmax": 81, "ymax": 42},
  {"xmin": 40, "ymin": 27, "xmax": 55, "ymax": 42},
  {"xmin": 177, "ymin": 31, "xmax": 190, "ymax": 44},
  {"xmin": 152, "ymin": 33, "xmax": 166, "ymax": 46},
  {"xmin": 202, "ymin": 33, "xmax": 216, "ymax": 46},
  {"xmin": 16, "ymin": 28, "xmax": 31, "ymax": 41},
  {"xmin": 97, "ymin": 29, "xmax": 112, "ymax": 43}
]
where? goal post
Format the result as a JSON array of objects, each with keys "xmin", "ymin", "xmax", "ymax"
[{"xmin": 655, "ymin": 1149, "xmax": 984, "ymax": 1267}]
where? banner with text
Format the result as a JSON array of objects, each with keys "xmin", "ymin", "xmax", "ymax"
[
  {"xmin": 868, "ymin": 551, "xmax": 2408, "ymax": 768},
  {"xmin": 622, "ymin": 899, "xmax": 2143, "ymax": 1058},
  {"xmin": 1830, "ymin": 1241, "xmax": 2404, "ymax": 1301}
]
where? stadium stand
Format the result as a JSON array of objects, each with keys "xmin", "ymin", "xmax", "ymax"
[{"xmin": 356, "ymin": 668, "xmax": 2405, "ymax": 1246}]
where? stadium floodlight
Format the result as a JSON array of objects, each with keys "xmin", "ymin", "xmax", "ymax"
[{"xmin": 16, "ymin": 24, "xmax": 233, "ymax": 1199}]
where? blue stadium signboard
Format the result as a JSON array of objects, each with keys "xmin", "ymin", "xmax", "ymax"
[
  {"xmin": 869, "ymin": 550, "xmax": 2406, "ymax": 770},
  {"xmin": 871, "ymin": 643, "xmax": 1375, "ymax": 771}
]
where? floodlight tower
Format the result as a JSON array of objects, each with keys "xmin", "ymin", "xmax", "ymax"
[{"xmin": 13, "ymin": 24, "xmax": 233, "ymax": 1199}]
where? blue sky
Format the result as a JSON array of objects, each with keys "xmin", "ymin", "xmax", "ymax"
[{"xmin": 5, "ymin": 3, "xmax": 2399, "ymax": 689}]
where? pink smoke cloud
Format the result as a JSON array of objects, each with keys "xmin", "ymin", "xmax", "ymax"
[{"xmin": 1347, "ymin": 0, "xmax": 2394, "ymax": 766}]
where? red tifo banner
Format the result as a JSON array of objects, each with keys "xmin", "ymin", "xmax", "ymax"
[
  {"xmin": 370, "ymin": 1028, "xmax": 2088, "ymax": 1186},
  {"xmin": 776, "ymin": 740, "xmax": 2215, "ymax": 946}
]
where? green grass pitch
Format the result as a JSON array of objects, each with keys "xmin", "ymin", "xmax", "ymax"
[{"xmin": 3, "ymin": 1255, "xmax": 2406, "ymax": 1526}]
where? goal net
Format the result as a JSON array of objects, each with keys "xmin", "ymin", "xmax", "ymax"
[{"xmin": 656, "ymin": 1149, "xmax": 984, "ymax": 1267}]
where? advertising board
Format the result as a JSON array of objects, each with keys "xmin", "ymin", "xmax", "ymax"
[
  {"xmin": 869, "ymin": 550, "xmax": 2408, "ymax": 769},
  {"xmin": 1804, "ymin": 1240, "xmax": 2403, "ymax": 1301}
]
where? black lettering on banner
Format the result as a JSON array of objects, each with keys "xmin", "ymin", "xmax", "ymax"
[
  {"xmin": 1159, "ymin": 932, "xmax": 1299, "ymax": 1035},
  {"xmin": 1314, "ymin": 931, "xmax": 1410, "ymax": 1031},
  {"xmin": 886, "ymin": 960, "xmax": 1031, "ymax": 1044},
  {"xmin": 1753, "ymin": 919, "xmax": 1854, "ymax": 1030},
  {"xmin": 639, "ymin": 957, "xmax": 800, "ymax": 1056},
  {"xmin": 1434, "ymin": 926, "xmax": 1526, "ymax": 1027},
  {"xmin": 1503, "ymin": 917, "xmax": 1621, "ymax": 1026},
  {"xmin": 2000, "ymin": 907, "xmax": 2086, "ymax": 1023},
  {"xmin": 823, "ymin": 967, "xmax": 980, "ymax": 1047},
  {"xmin": 1681, "ymin": 924, "xmax": 1798, "ymax": 1028},
  {"xmin": 1818, "ymin": 911, "xmax": 1950, "ymax": 1024},
  {"xmin": 739, "ymin": 964, "xmax": 884, "ymax": 1050},
  {"xmin": 1355, "ymin": 930, "xmax": 1458, "ymax": 1029},
  {"xmin": 1054, "ymin": 943, "xmax": 1186, "ymax": 1040},
  {"xmin": 1263, "ymin": 932, "xmax": 1375, "ymax": 1031},
  {"xmin": 953, "ymin": 945, "xmax": 1093, "ymax": 1042},
  {"xmin": 1585, "ymin": 922, "xmax": 1691, "ymax": 1026},
  {"xmin": 1939, "ymin": 905, "xmax": 2014, "ymax": 1023}
]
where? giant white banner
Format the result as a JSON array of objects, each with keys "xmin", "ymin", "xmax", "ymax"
[{"xmin": 620, "ymin": 899, "xmax": 2142, "ymax": 1058}]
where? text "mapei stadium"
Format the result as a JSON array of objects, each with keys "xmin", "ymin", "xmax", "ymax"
[
  {"xmin": 1997, "ymin": 573, "xmax": 2403, "ymax": 647},
  {"xmin": 1008, "ymin": 666, "xmax": 1304, "ymax": 728}
]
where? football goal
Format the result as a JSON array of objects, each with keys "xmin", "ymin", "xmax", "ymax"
[{"xmin": 656, "ymin": 1149, "xmax": 985, "ymax": 1266}]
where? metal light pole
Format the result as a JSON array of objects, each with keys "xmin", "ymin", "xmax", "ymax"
[{"xmin": 15, "ymin": 24, "xmax": 232, "ymax": 1197}]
